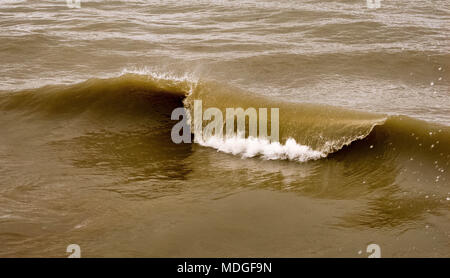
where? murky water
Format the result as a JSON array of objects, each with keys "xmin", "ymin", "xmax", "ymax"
[{"xmin": 0, "ymin": 0, "xmax": 449, "ymax": 257}]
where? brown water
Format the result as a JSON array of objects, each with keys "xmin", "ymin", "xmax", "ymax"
[{"xmin": 0, "ymin": 0, "xmax": 449, "ymax": 257}]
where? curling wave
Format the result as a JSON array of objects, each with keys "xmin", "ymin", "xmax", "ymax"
[{"xmin": 0, "ymin": 72, "xmax": 448, "ymax": 163}]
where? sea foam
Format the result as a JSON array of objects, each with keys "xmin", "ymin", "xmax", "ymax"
[{"xmin": 197, "ymin": 136, "xmax": 326, "ymax": 162}]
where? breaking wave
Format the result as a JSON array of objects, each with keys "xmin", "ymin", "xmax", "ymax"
[
  {"xmin": 197, "ymin": 136, "xmax": 326, "ymax": 162},
  {"xmin": 0, "ymin": 72, "xmax": 448, "ymax": 162}
]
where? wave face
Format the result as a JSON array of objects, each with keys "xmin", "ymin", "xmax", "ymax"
[
  {"xmin": 184, "ymin": 80, "xmax": 388, "ymax": 156},
  {"xmin": 1, "ymin": 73, "xmax": 448, "ymax": 164}
]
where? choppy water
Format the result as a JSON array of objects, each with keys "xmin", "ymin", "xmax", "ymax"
[{"xmin": 0, "ymin": 0, "xmax": 449, "ymax": 257}]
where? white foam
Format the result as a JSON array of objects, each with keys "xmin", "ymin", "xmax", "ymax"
[
  {"xmin": 197, "ymin": 136, "xmax": 326, "ymax": 162},
  {"xmin": 120, "ymin": 67, "xmax": 199, "ymax": 84}
]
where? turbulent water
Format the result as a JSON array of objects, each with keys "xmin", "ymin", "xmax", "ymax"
[{"xmin": 0, "ymin": 0, "xmax": 449, "ymax": 257}]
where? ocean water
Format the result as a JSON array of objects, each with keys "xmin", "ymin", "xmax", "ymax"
[{"xmin": 0, "ymin": 0, "xmax": 449, "ymax": 257}]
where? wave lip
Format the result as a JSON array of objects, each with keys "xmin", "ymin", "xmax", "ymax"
[{"xmin": 197, "ymin": 136, "xmax": 326, "ymax": 162}]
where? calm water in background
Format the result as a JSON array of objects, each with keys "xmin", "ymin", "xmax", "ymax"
[{"xmin": 0, "ymin": 0, "xmax": 449, "ymax": 257}]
